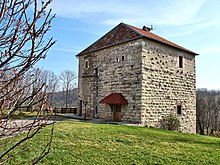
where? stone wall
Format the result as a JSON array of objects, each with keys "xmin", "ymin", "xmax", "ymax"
[
  {"xmin": 78, "ymin": 39, "xmax": 144, "ymax": 123},
  {"xmin": 141, "ymin": 39, "xmax": 196, "ymax": 133}
]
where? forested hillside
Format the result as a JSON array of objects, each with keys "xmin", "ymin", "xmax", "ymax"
[
  {"xmin": 47, "ymin": 88, "xmax": 78, "ymax": 108},
  {"xmin": 197, "ymin": 88, "xmax": 220, "ymax": 135}
]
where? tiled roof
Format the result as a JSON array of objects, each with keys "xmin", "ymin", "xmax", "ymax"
[
  {"xmin": 129, "ymin": 24, "xmax": 198, "ymax": 55},
  {"xmin": 99, "ymin": 93, "xmax": 128, "ymax": 105},
  {"xmin": 77, "ymin": 22, "xmax": 198, "ymax": 56},
  {"xmin": 77, "ymin": 23, "xmax": 142, "ymax": 56}
]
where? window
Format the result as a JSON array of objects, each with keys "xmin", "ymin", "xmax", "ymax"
[
  {"xmin": 94, "ymin": 68, "xmax": 98, "ymax": 75},
  {"xmin": 178, "ymin": 56, "xmax": 183, "ymax": 68},
  {"xmin": 122, "ymin": 56, "xmax": 125, "ymax": 61},
  {"xmin": 96, "ymin": 86, "xmax": 98, "ymax": 97},
  {"xmin": 85, "ymin": 60, "xmax": 89, "ymax": 69},
  {"xmin": 95, "ymin": 106, "xmax": 98, "ymax": 114},
  {"xmin": 94, "ymin": 106, "xmax": 98, "ymax": 118},
  {"xmin": 116, "ymin": 57, "xmax": 119, "ymax": 63},
  {"xmin": 177, "ymin": 105, "xmax": 182, "ymax": 115}
]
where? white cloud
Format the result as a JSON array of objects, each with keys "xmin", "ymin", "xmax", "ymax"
[
  {"xmin": 155, "ymin": 0, "xmax": 206, "ymax": 25},
  {"xmin": 51, "ymin": 0, "xmax": 206, "ymax": 26},
  {"xmin": 200, "ymin": 45, "xmax": 220, "ymax": 54},
  {"xmin": 50, "ymin": 0, "xmax": 135, "ymax": 19},
  {"xmin": 105, "ymin": 0, "xmax": 207, "ymax": 26},
  {"xmin": 165, "ymin": 16, "xmax": 220, "ymax": 38},
  {"xmin": 50, "ymin": 0, "xmax": 220, "ymax": 38}
]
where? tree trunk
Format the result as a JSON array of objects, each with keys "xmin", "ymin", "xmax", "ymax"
[{"xmin": 206, "ymin": 126, "xmax": 209, "ymax": 135}]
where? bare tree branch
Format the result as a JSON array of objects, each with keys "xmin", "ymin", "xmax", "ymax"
[{"xmin": 0, "ymin": 0, "xmax": 56, "ymax": 163}]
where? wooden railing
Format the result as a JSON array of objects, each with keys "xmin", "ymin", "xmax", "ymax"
[{"xmin": 53, "ymin": 107, "xmax": 77, "ymax": 114}]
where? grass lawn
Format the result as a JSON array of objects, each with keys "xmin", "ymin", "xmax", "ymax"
[{"xmin": 2, "ymin": 120, "xmax": 220, "ymax": 164}]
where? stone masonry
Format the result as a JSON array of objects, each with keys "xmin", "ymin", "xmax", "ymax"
[{"xmin": 77, "ymin": 23, "xmax": 198, "ymax": 133}]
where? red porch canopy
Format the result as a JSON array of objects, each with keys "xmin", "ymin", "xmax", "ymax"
[{"xmin": 99, "ymin": 93, "xmax": 128, "ymax": 105}]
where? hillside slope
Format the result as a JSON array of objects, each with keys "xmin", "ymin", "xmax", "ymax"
[
  {"xmin": 47, "ymin": 88, "xmax": 78, "ymax": 107},
  {"xmin": 5, "ymin": 120, "xmax": 220, "ymax": 164}
]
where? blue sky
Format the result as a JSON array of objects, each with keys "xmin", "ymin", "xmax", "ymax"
[{"xmin": 37, "ymin": 0, "xmax": 220, "ymax": 90}]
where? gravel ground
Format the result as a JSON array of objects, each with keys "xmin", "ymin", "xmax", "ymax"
[{"xmin": 0, "ymin": 116, "xmax": 59, "ymax": 139}]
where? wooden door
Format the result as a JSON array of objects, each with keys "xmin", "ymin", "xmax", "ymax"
[
  {"xmin": 111, "ymin": 105, "xmax": 121, "ymax": 122},
  {"xmin": 114, "ymin": 111, "xmax": 121, "ymax": 122}
]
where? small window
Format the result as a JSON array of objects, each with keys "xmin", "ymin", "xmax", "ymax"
[
  {"xmin": 85, "ymin": 60, "xmax": 89, "ymax": 69},
  {"xmin": 116, "ymin": 57, "xmax": 119, "ymax": 63},
  {"xmin": 94, "ymin": 68, "xmax": 98, "ymax": 75},
  {"xmin": 95, "ymin": 106, "xmax": 98, "ymax": 114},
  {"xmin": 122, "ymin": 56, "xmax": 125, "ymax": 61},
  {"xmin": 178, "ymin": 56, "xmax": 183, "ymax": 68},
  {"xmin": 94, "ymin": 106, "xmax": 98, "ymax": 118},
  {"xmin": 96, "ymin": 86, "xmax": 98, "ymax": 97},
  {"xmin": 177, "ymin": 105, "xmax": 182, "ymax": 115}
]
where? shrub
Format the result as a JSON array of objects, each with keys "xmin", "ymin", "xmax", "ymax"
[
  {"xmin": 211, "ymin": 131, "xmax": 220, "ymax": 138},
  {"xmin": 160, "ymin": 113, "xmax": 180, "ymax": 131}
]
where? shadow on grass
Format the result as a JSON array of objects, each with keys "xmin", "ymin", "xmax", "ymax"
[{"xmin": 171, "ymin": 135, "xmax": 220, "ymax": 147}]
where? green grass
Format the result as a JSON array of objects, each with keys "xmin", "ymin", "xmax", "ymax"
[{"xmin": 2, "ymin": 120, "xmax": 220, "ymax": 164}]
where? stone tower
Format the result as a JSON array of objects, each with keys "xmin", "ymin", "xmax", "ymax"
[{"xmin": 77, "ymin": 23, "xmax": 198, "ymax": 133}]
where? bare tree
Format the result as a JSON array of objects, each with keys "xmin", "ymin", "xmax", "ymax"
[
  {"xmin": 42, "ymin": 70, "xmax": 59, "ymax": 110},
  {"xmin": 0, "ymin": 0, "xmax": 55, "ymax": 164},
  {"xmin": 196, "ymin": 89, "xmax": 220, "ymax": 135},
  {"xmin": 196, "ymin": 89, "xmax": 206, "ymax": 135},
  {"xmin": 204, "ymin": 91, "xmax": 217, "ymax": 135},
  {"xmin": 59, "ymin": 70, "xmax": 77, "ymax": 109}
]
